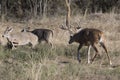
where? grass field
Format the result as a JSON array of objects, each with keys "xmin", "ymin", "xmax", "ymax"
[{"xmin": 0, "ymin": 13, "xmax": 120, "ymax": 80}]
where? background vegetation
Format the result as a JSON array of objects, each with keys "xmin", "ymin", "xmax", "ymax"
[
  {"xmin": 0, "ymin": 0, "xmax": 120, "ymax": 20},
  {"xmin": 0, "ymin": 0, "xmax": 120, "ymax": 80}
]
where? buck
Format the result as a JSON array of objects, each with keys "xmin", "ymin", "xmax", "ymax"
[
  {"xmin": 68, "ymin": 28, "xmax": 112, "ymax": 65},
  {"xmin": 21, "ymin": 27, "xmax": 53, "ymax": 47},
  {"xmin": 2, "ymin": 27, "xmax": 38, "ymax": 49}
]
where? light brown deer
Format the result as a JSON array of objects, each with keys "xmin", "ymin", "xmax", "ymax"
[
  {"xmin": 2, "ymin": 27, "xmax": 38, "ymax": 49},
  {"xmin": 68, "ymin": 28, "xmax": 112, "ymax": 65}
]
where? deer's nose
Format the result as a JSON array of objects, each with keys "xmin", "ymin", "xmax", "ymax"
[
  {"xmin": 68, "ymin": 41, "xmax": 71, "ymax": 44},
  {"xmin": 2, "ymin": 35, "xmax": 4, "ymax": 37}
]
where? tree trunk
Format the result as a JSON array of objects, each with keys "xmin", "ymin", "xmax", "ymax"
[
  {"xmin": 65, "ymin": 0, "xmax": 72, "ymax": 35},
  {"xmin": 1, "ymin": 0, "xmax": 7, "ymax": 22}
]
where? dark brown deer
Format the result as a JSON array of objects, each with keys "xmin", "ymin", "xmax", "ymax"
[
  {"xmin": 21, "ymin": 27, "xmax": 53, "ymax": 47},
  {"xmin": 68, "ymin": 28, "xmax": 112, "ymax": 65}
]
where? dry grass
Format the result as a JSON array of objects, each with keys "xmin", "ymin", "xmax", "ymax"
[{"xmin": 0, "ymin": 13, "xmax": 120, "ymax": 80}]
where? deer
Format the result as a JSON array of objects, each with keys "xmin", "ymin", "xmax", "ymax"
[
  {"xmin": 21, "ymin": 27, "xmax": 53, "ymax": 48},
  {"xmin": 68, "ymin": 27, "xmax": 112, "ymax": 65},
  {"xmin": 2, "ymin": 27, "xmax": 38, "ymax": 49},
  {"xmin": 63, "ymin": 0, "xmax": 112, "ymax": 65}
]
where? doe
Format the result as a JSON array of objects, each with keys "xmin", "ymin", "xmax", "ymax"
[{"xmin": 2, "ymin": 27, "xmax": 38, "ymax": 49}]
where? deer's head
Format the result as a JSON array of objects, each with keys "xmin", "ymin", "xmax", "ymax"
[{"xmin": 2, "ymin": 27, "xmax": 13, "ymax": 38}]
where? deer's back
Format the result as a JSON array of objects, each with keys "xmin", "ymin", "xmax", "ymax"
[
  {"xmin": 31, "ymin": 29, "xmax": 53, "ymax": 40},
  {"xmin": 74, "ymin": 28, "xmax": 103, "ymax": 45},
  {"xmin": 10, "ymin": 32, "xmax": 38, "ymax": 43}
]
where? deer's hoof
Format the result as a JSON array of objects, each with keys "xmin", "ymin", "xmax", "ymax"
[{"xmin": 78, "ymin": 59, "xmax": 81, "ymax": 63}]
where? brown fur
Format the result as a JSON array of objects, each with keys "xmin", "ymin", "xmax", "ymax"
[{"xmin": 69, "ymin": 28, "xmax": 112, "ymax": 65}]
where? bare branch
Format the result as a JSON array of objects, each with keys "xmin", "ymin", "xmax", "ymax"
[{"xmin": 65, "ymin": 0, "xmax": 73, "ymax": 35}]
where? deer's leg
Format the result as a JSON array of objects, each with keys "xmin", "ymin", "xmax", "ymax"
[
  {"xmin": 45, "ymin": 39, "xmax": 49, "ymax": 44},
  {"xmin": 91, "ymin": 44, "xmax": 100, "ymax": 63},
  {"xmin": 100, "ymin": 42, "xmax": 112, "ymax": 65},
  {"xmin": 31, "ymin": 45, "xmax": 35, "ymax": 49},
  {"xmin": 48, "ymin": 40, "xmax": 53, "ymax": 48},
  {"xmin": 12, "ymin": 42, "xmax": 19, "ymax": 49},
  {"xmin": 49, "ymin": 42, "xmax": 53, "ymax": 49},
  {"xmin": 31, "ymin": 42, "xmax": 37, "ymax": 49},
  {"xmin": 12, "ymin": 44, "xmax": 17, "ymax": 50},
  {"xmin": 45, "ymin": 39, "xmax": 53, "ymax": 48},
  {"xmin": 77, "ymin": 44, "xmax": 83, "ymax": 63},
  {"xmin": 87, "ymin": 45, "xmax": 91, "ymax": 64},
  {"xmin": 7, "ymin": 41, "xmax": 13, "ymax": 49}
]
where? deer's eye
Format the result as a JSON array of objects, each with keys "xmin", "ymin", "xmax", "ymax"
[{"xmin": 70, "ymin": 36, "xmax": 73, "ymax": 39}]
